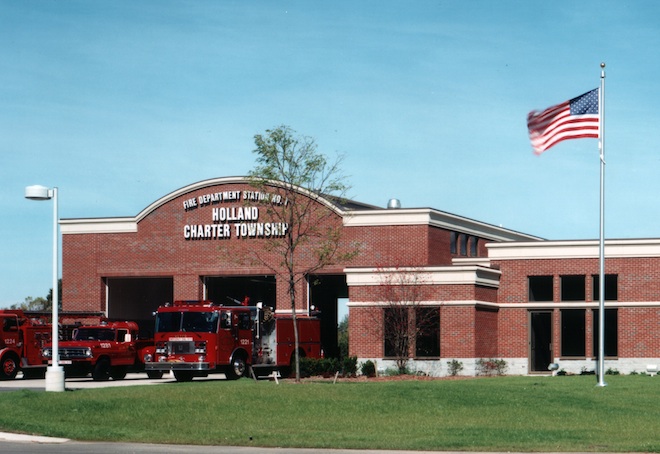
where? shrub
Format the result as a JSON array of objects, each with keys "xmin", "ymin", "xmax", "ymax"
[
  {"xmin": 299, "ymin": 357, "xmax": 339, "ymax": 377},
  {"xmin": 476, "ymin": 358, "xmax": 507, "ymax": 376},
  {"xmin": 447, "ymin": 359, "xmax": 464, "ymax": 376},
  {"xmin": 341, "ymin": 356, "xmax": 358, "ymax": 377},
  {"xmin": 360, "ymin": 360, "xmax": 376, "ymax": 377}
]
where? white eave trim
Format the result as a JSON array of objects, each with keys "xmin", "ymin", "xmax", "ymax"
[
  {"xmin": 60, "ymin": 217, "xmax": 137, "ymax": 234},
  {"xmin": 343, "ymin": 208, "xmax": 541, "ymax": 242},
  {"xmin": 344, "ymin": 266, "xmax": 501, "ymax": 288},
  {"xmin": 488, "ymin": 238, "xmax": 660, "ymax": 260}
]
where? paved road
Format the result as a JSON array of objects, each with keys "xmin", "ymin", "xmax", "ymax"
[{"xmin": 0, "ymin": 436, "xmax": 464, "ymax": 454}]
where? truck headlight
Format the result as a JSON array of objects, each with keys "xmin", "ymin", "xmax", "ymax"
[
  {"xmin": 143, "ymin": 353, "xmax": 153, "ymax": 362},
  {"xmin": 85, "ymin": 348, "xmax": 93, "ymax": 358},
  {"xmin": 42, "ymin": 348, "xmax": 52, "ymax": 358},
  {"xmin": 194, "ymin": 341, "xmax": 207, "ymax": 354}
]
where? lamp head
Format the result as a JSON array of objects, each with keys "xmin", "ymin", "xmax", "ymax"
[{"xmin": 25, "ymin": 185, "xmax": 52, "ymax": 200}]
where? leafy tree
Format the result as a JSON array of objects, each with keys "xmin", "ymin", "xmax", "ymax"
[
  {"xmin": 247, "ymin": 125, "xmax": 359, "ymax": 382},
  {"xmin": 10, "ymin": 296, "xmax": 49, "ymax": 311},
  {"xmin": 337, "ymin": 314, "xmax": 349, "ymax": 360},
  {"xmin": 10, "ymin": 279, "xmax": 62, "ymax": 313}
]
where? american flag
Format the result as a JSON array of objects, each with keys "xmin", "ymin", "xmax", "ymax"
[{"xmin": 527, "ymin": 88, "xmax": 599, "ymax": 155}]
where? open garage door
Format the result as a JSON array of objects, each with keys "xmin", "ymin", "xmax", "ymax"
[
  {"xmin": 106, "ymin": 277, "xmax": 173, "ymax": 337},
  {"xmin": 309, "ymin": 274, "xmax": 348, "ymax": 359},
  {"xmin": 204, "ymin": 276, "xmax": 276, "ymax": 308}
]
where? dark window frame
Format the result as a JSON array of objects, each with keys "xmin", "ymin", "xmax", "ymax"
[
  {"xmin": 529, "ymin": 276, "xmax": 553, "ymax": 302},
  {"xmin": 414, "ymin": 307, "xmax": 440, "ymax": 358},
  {"xmin": 560, "ymin": 309, "xmax": 586, "ymax": 358},
  {"xmin": 560, "ymin": 275, "xmax": 586, "ymax": 302}
]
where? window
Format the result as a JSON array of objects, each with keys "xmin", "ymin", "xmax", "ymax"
[
  {"xmin": 384, "ymin": 307, "xmax": 408, "ymax": 358},
  {"xmin": 561, "ymin": 310, "xmax": 585, "ymax": 357},
  {"xmin": 459, "ymin": 234, "xmax": 468, "ymax": 256},
  {"xmin": 592, "ymin": 274, "xmax": 618, "ymax": 301},
  {"xmin": 450, "ymin": 232, "xmax": 457, "ymax": 254},
  {"xmin": 470, "ymin": 236, "xmax": 478, "ymax": 257},
  {"xmin": 529, "ymin": 276, "xmax": 553, "ymax": 302},
  {"xmin": 415, "ymin": 308, "xmax": 440, "ymax": 357},
  {"xmin": 561, "ymin": 275, "xmax": 585, "ymax": 301},
  {"xmin": 592, "ymin": 309, "xmax": 618, "ymax": 357}
]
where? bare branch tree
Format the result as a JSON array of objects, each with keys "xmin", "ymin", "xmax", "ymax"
[{"xmin": 375, "ymin": 267, "xmax": 438, "ymax": 374}]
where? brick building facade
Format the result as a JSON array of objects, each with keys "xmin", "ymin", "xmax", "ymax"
[{"xmin": 60, "ymin": 177, "xmax": 660, "ymax": 376}]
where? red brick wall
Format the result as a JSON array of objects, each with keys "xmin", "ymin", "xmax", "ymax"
[
  {"xmin": 619, "ymin": 307, "xmax": 660, "ymax": 357},
  {"xmin": 494, "ymin": 255, "xmax": 660, "ymax": 361},
  {"xmin": 440, "ymin": 305, "xmax": 475, "ymax": 357},
  {"xmin": 475, "ymin": 306, "xmax": 498, "ymax": 357},
  {"xmin": 62, "ymin": 183, "xmax": 344, "ymax": 313}
]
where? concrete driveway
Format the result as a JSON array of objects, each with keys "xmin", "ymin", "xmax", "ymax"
[{"xmin": 0, "ymin": 371, "xmax": 226, "ymax": 392}]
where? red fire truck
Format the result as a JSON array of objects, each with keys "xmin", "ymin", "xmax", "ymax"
[
  {"xmin": 145, "ymin": 300, "xmax": 322, "ymax": 381},
  {"xmin": 0, "ymin": 310, "xmax": 51, "ymax": 380},
  {"xmin": 41, "ymin": 320, "xmax": 162, "ymax": 381}
]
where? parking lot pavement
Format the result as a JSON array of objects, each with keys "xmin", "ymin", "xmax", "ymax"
[{"xmin": 0, "ymin": 371, "xmax": 227, "ymax": 392}]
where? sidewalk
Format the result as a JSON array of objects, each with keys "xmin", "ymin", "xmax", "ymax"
[{"xmin": 0, "ymin": 431, "xmax": 69, "ymax": 444}]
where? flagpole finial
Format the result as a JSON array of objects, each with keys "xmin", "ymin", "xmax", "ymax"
[{"xmin": 600, "ymin": 62, "xmax": 606, "ymax": 69}]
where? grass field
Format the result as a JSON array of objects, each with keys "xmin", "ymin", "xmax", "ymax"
[{"xmin": 0, "ymin": 375, "xmax": 659, "ymax": 451}]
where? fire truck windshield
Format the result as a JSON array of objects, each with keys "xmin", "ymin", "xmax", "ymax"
[
  {"xmin": 156, "ymin": 311, "xmax": 219, "ymax": 333},
  {"xmin": 74, "ymin": 328, "xmax": 116, "ymax": 341}
]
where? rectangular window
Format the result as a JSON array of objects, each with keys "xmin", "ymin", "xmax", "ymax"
[
  {"xmin": 592, "ymin": 309, "xmax": 618, "ymax": 358},
  {"xmin": 384, "ymin": 307, "xmax": 409, "ymax": 358},
  {"xmin": 470, "ymin": 236, "xmax": 478, "ymax": 257},
  {"xmin": 415, "ymin": 308, "xmax": 440, "ymax": 357},
  {"xmin": 459, "ymin": 234, "xmax": 468, "ymax": 256},
  {"xmin": 592, "ymin": 274, "xmax": 618, "ymax": 301},
  {"xmin": 450, "ymin": 232, "xmax": 457, "ymax": 254},
  {"xmin": 561, "ymin": 275, "xmax": 585, "ymax": 301},
  {"xmin": 560, "ymin": 309, "xmax": 585, "ymax": 357},
  {"xmin": 529, "ymin": 276, "xmax": 553, "ymax": 302}
]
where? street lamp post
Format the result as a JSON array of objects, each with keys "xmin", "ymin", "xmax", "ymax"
[{"xmin": 25, "ymin": 185, "xmax": 65, "ymax": 392}]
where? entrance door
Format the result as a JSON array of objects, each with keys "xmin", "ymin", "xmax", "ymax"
[{"xmin": 529, "ymin": 311, "xmax": 552, "ymax": 373}]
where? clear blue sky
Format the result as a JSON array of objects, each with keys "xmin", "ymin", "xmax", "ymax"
[{"xmin": 3, "ymin": 1, "xmax": 660, "ymax": 307}]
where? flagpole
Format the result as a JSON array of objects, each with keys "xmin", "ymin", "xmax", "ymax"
[{"xmin": 597, "ymin": 62, "xmax": 607, "ymax": 387}]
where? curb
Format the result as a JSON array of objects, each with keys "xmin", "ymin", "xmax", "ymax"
[{"xmin": 0, "ymin": 431, "xmax": 69, "ymax": 444}]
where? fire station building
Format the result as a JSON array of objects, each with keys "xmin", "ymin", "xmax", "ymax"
[{"xmin": 61, "ymin": 177, "xmax": 660, "ymax": 376}]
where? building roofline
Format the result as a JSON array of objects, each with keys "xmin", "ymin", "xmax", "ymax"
[
  {"xmin": 487, "ymin": 238, "xmax": 660, "ymax": 259},
  {"xmin": 60, "ymin": 177, "xmax": 542, "ymax": 241},
  {"xmin": 343, "ymin": 208, "xmax": 542, "ymax": 242}
]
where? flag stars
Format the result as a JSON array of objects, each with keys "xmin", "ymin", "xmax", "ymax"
[{"xmin": 570, "ymin": 89, "xmax": 599, "ymax": 115}]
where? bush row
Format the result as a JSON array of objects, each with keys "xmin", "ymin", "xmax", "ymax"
[{"xmin": 298, "ymin": 356, "xmax": 358, "ymax": 378}]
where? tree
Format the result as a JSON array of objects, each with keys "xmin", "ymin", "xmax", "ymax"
[
  {"xmin": 247, "ymin": 125, "xmax": 359, "ymax": 382},
  {"xmin": 376, "ymin": 267, "xmax": 438, "ymax": 374},
  {"xmin": 10, "ymin": 279, "xmax": 62, "ymax": 313},
  {"xmin": 337, "ymin": 314, "xmax": 349, "ymax": 360},
  {"xmin": 10, "ymin": 296, "xmax": 49, "ymax": 311}
]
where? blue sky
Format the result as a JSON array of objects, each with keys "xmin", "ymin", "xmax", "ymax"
[{"xmin": 2, "ymin": 1, "xmax": 660, "ymax": 307}]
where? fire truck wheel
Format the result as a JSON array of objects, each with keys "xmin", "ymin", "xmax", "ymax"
[
  {"xmin": 147, "ymin": 370, "xmax": 164, "ymax": 379},
  {"xmin": 92, "ymin": 358, "xmax": 111, "ymax": 381},
  {"xmin": 22, "ymin": 368, "xmax": 46, "ymax": 379},
  {"xmin": 226, "ymin": 355, "xmax": 246, "ymax": 380},
  {"xmin": 110, "ymin": 366, "xmax": 127, "ymax": 380},
  {"xmin": 0, "ymin": 354, "xmax": 19, "ymax": 380},
  {"xmin": 173, "ymin": 370, "xmax": 194, "ymax": 382}
]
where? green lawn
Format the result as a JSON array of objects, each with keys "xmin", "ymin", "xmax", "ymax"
[{"xmin": 1, "ymin": 375, "xmax": 659, "ymax": 451}]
